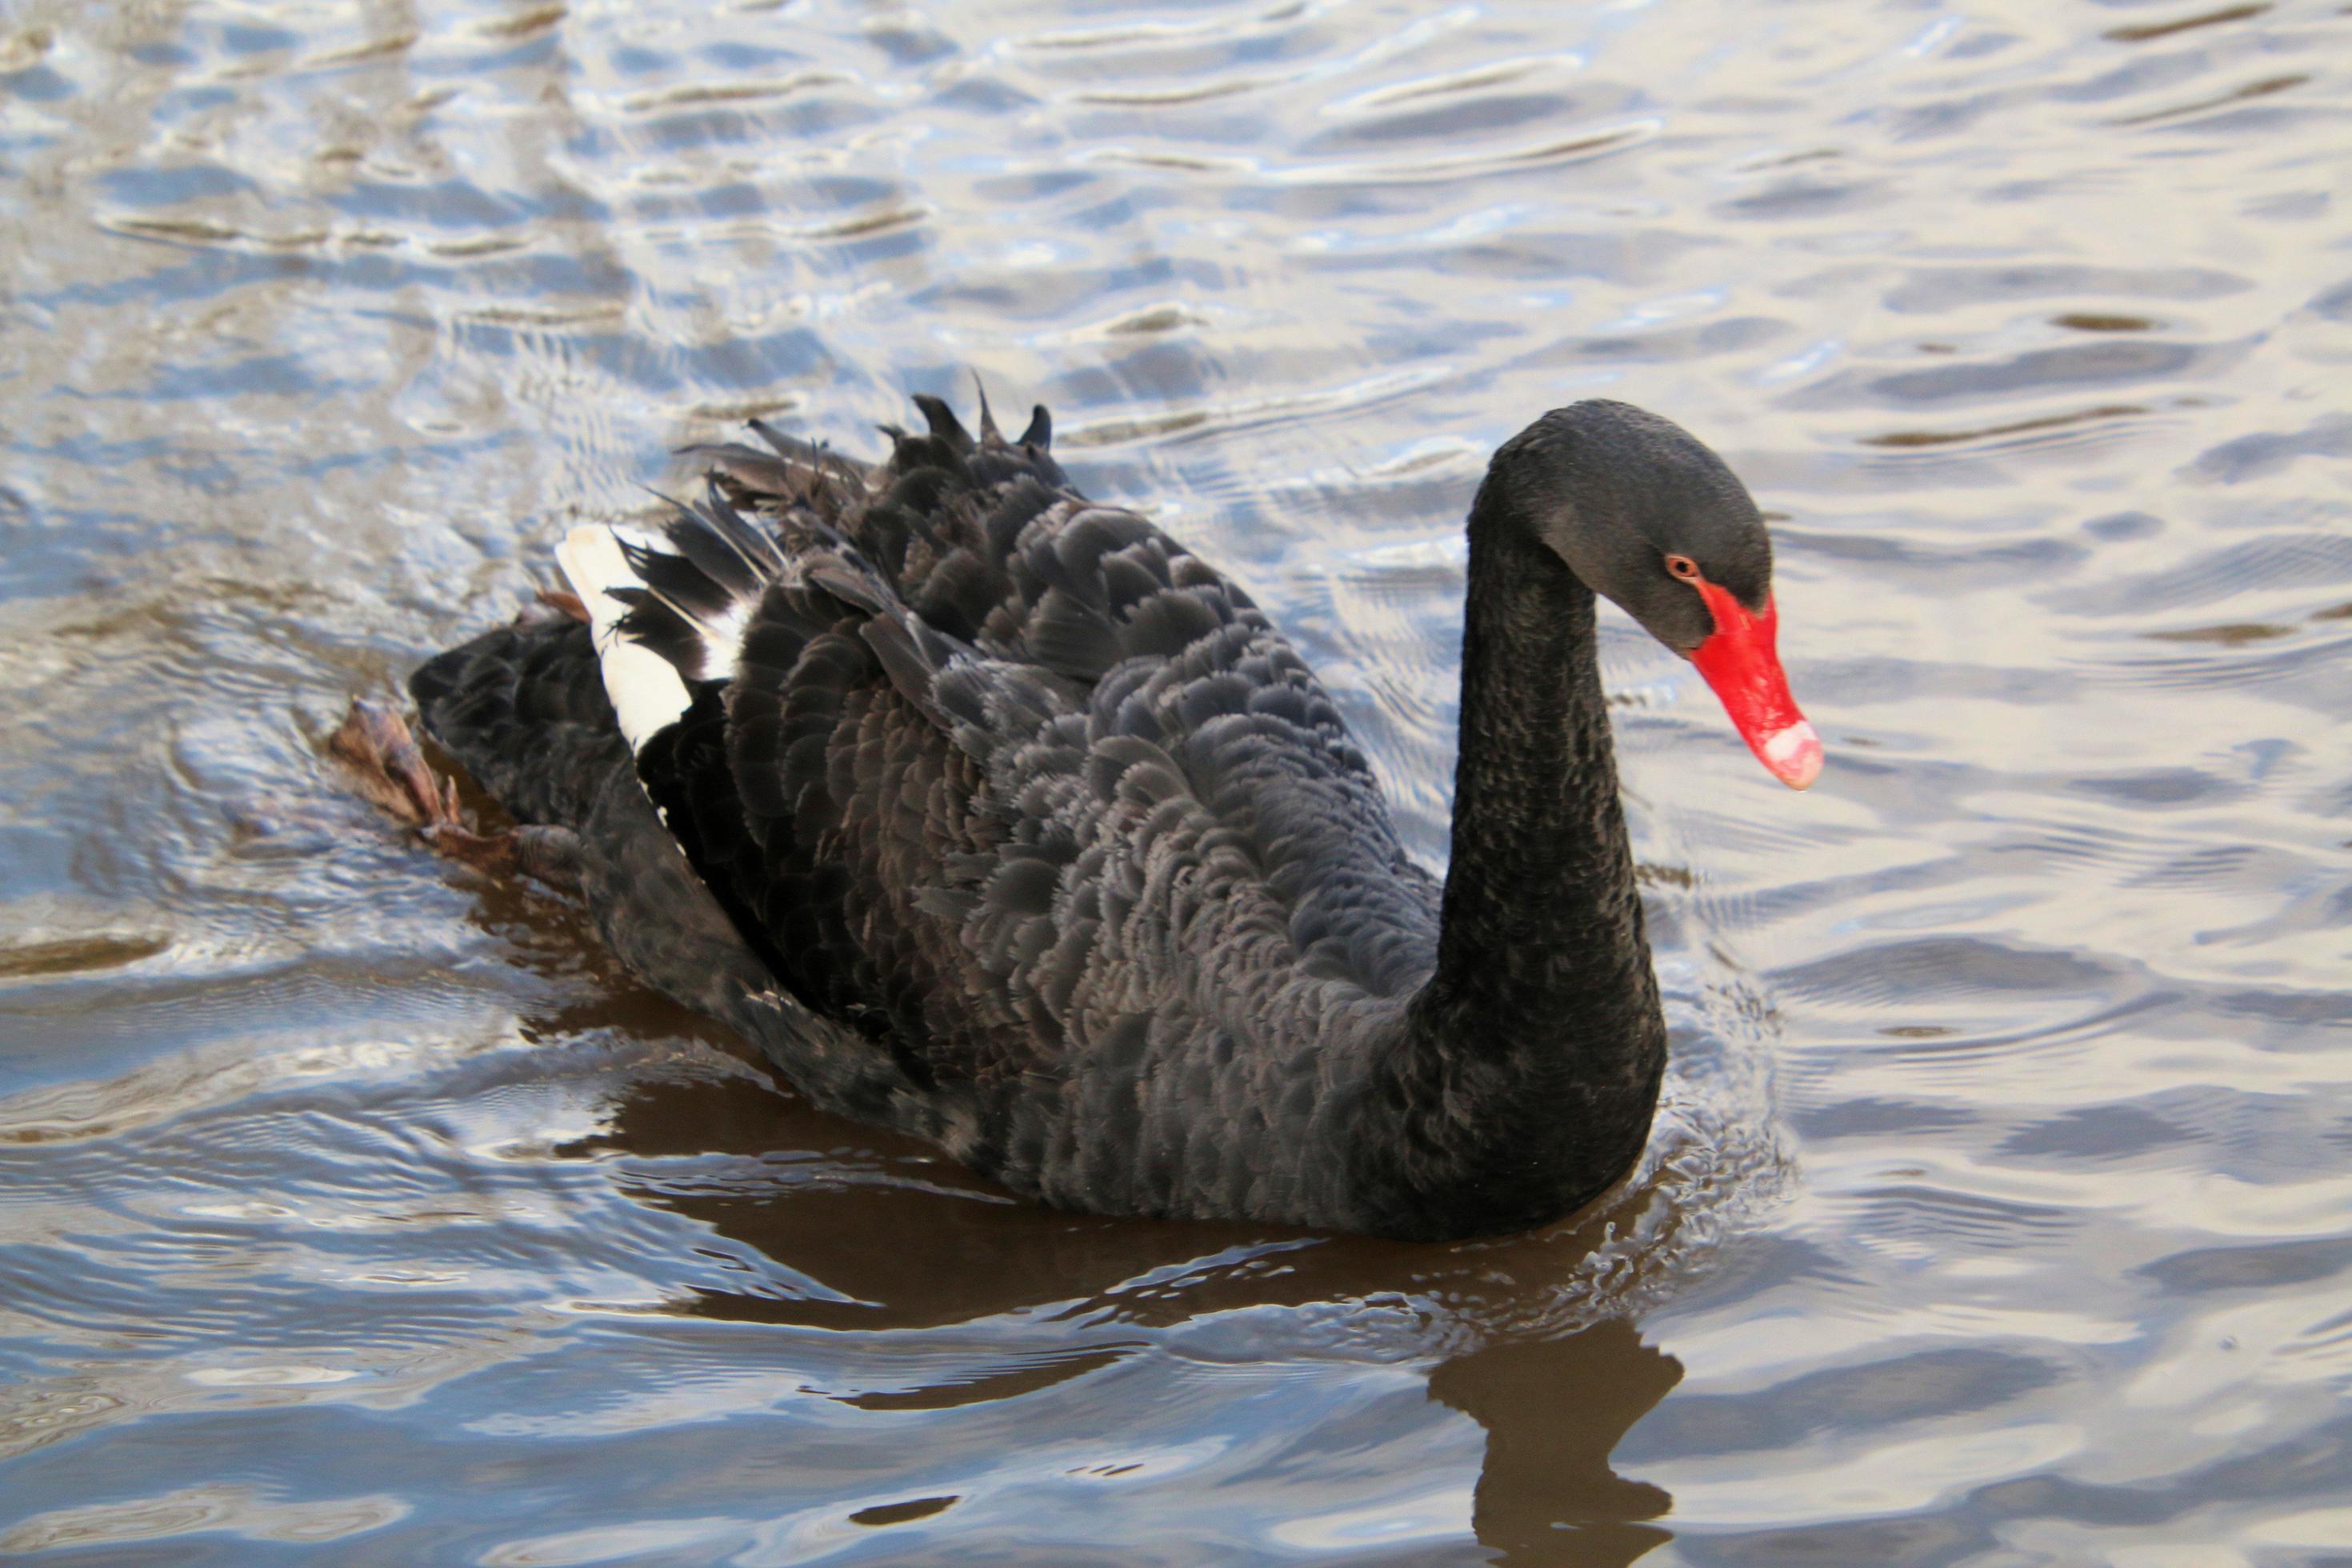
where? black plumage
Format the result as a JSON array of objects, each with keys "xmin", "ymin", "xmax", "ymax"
[{"xmin": 410, "ymin": 395, "xmax": 1806, "ymax": 1241}]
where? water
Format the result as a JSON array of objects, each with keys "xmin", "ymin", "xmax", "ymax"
[{"xmin": 3, "ymin": 0, "xmax": 2349, "ymax": 1561}]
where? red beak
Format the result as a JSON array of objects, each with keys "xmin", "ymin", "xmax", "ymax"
[{"xmin": 1688, "ymin": 578, "xmax": 1822, "ymax": 790}]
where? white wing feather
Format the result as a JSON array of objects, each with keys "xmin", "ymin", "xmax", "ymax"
[{"xmin": 555, "ymin": 525, "xmax": 693, "ymax": 755}]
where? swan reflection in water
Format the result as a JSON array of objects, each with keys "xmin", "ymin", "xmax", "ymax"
[{"xmin": 527, "ymin": 980, "xmax": 1694, "ymax": 1566}]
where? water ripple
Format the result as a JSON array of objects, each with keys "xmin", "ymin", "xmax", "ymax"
[{"xmin": 2, "ymin": 0, "xmax": 2350, "ymax": 1558}]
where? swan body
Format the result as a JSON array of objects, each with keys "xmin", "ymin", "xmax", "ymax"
[{"xmin": 409, "ymin": 395, "xmax": 1815, "ymax": 1241}]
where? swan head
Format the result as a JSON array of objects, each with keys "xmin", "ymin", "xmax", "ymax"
[{"xmin": 1500, "ymin": 400, "xmax": 1822, "ymax": 790}]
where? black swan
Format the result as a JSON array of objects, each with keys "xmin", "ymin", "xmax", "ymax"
[{"xmin": 336, "ymin": 394, "xmax": 1818, "ymax": 1242}]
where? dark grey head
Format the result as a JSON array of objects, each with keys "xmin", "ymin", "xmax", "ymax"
[
  {"xmin": 1490, "ymin": 400, "xmax": 1773, "ymax": 654},
  {"xmin": 1485, "ymin": 399, "xmax": 1821, "ymax": 788}
]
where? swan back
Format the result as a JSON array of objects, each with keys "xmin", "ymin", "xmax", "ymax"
[{"xmin": 501, "ymin": 399, "xmax": 1441, "ymax": 1213}]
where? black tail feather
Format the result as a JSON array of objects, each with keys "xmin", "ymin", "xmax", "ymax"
[
  {"xmin": 911, "ymin": 393, "xmax": 975, "ymax": 455},
  {"xmin": 972, "ymin": 374, "xmax": 1000, "ymax": 442}
]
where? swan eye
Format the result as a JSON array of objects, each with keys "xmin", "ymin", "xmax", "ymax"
[{"xmin": 1666, "ymin": 554, "xmax": 1701, "ymax": 582}]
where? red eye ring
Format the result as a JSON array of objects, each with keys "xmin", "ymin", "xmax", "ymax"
[{"xmin": 1666, "ymin": 554, "xmax": 1701, "ymax": 582}]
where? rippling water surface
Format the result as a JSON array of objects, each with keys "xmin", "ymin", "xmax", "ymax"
[{"xmin": 4, "ymin": 0, "xmax": 2350, "ymax": 1561}]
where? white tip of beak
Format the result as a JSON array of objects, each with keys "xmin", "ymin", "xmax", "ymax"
[{"xmin": 1761, "ymin": 720, "xmax": 1824, "ymax": 790}]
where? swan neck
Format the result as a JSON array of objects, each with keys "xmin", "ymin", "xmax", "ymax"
[
  {"xmin": 1434, "ymin": 486, "xmax": 1654, "ymax": 1002},
  {"xmin": 1368, "ymin": 473, "xmax": 1666, "ymax": 1237}
]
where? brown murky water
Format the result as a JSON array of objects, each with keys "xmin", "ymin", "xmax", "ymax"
[{"xmin": 4, "ymin": 0, "xmax": 2350, "ymax": 1562}]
